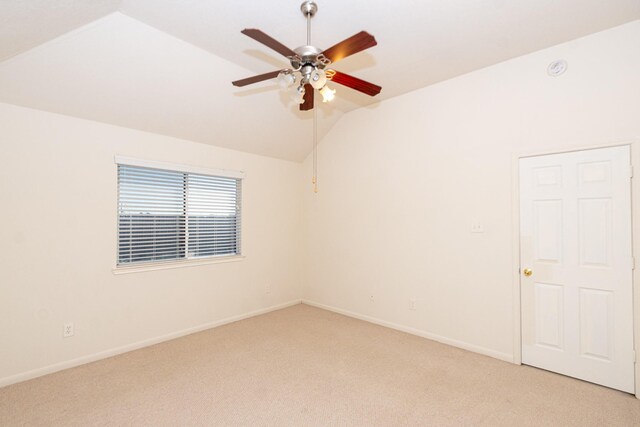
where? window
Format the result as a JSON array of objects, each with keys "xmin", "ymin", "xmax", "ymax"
[{"xmin": 116, "ymin": 158, "xmax": 242, "ymax": 266}]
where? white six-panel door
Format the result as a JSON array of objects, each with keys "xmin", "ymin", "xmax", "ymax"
[{"xmin": 520, "ymin": 145, "xmax": 635, "ymax": 393}]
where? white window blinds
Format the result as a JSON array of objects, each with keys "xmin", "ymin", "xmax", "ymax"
[{"xmin": 117, "ymin": 161, "xmax": 241, "ymax": 266}]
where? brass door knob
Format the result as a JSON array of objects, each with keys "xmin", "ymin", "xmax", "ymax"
[{"xmin": 523, "ymin": 268, "xmax": 533, "ymax": 277}]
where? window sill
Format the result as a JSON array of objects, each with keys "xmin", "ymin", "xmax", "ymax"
[{"xmin": 112, "ymin": 255, "xmax": 245, "ymax": 275}]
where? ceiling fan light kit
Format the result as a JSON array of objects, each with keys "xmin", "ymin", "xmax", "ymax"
[{"xmin": 232, "ymin": 1, "xmax": 382, "ymax": 111}]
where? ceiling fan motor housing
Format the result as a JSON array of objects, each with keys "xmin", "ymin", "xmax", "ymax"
[
  {"xmin": 294, "ymin": 45, "xmax": 323, "ymax": 64},
  {"xmin": 291, "ymin": 45, "xmax": 328, "ymax": 81}
]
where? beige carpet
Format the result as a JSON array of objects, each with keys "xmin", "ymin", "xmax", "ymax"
[{"xmin": 1, "ymin": 304, "xmax": 639, "ymax": 426}]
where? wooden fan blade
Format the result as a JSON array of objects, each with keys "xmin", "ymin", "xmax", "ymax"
[
  {"xmin": 241, "ymin": 29, "xmax": 297, "ymax": 58},
  {"xmin": 300, "ymin": 84, "xmax": 314, "ymax": 111},
  {"xmin": 232, "ymin": 70, "xmax": 281, "ymax": 87},
  {"xmin": 321, "ymin": 31, "xmax": 377, "ymax": 64},
  {"xmin": 330, "ymin": 71, "xmax": 381, "ymax": 96}
]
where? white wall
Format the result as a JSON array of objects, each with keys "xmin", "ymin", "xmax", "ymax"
[
  {"xmin": 302, "ymin": 21, "xmax": 640, "ymax": 361},
  {"xmin": 2, "ymin": 19, "xmax": 639, "ymax": 388},
  {"xmin": 0, "ymin": 102, "xmax": 303, "ymax": 385}
]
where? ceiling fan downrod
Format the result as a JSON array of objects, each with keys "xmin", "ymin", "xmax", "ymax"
[{"xmin": 300, "ymin": 1, "xmax": 318, "ymax": 45}]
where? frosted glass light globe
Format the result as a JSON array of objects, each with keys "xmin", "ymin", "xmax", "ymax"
[
  {"xmin": 320, "ymin": 85, "xmax": 336, "ymax": 102},
  {"xmin": 309, "ymin": 69, "xmax": 327, "ymax": 90},
  {"xmin": 277, "ymin": 71, "xmax": 296, "ymax": 89}
]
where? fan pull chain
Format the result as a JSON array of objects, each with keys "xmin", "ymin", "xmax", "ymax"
[{"xmin": 312, "ymin": 106, "xmax": 318, "ymax": 193}]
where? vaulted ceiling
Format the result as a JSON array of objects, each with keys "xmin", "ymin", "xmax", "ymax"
[{"xmin": 1, "ymin": 1, "xmax": 639, "ymax": 161}]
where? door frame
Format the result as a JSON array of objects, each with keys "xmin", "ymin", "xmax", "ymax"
[{"xmin": 511, "ymin": 139, "xmax": 640, "ymax": 398}]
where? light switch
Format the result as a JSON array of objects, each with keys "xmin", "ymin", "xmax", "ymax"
[{"xmin": 471, "ymin": 222, "xmax": 484, "ymax": 233}]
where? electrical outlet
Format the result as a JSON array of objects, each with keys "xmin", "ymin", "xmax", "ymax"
[
  {"xmin": 369, "ymin": 294, "xmax": 375, "ymax": 302},
  {"xmin": 63, "ymin": 322, "xmax": 74, "ymax": 338},
  {"xmin": 410, "ymin": 298, "xmax": 417, "ymax": 311},
  {"xmin": 266, "ymin": 284, "xmax": 272, "ymax": 294}
]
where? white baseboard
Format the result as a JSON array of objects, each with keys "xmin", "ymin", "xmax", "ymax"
[
  {"xmin": 302, "ymin": 300, "xmax": 514, "ymax": 363},
  {"xmin": 0, "ymin": 299, "xmax": 302, "ymax": 388}
]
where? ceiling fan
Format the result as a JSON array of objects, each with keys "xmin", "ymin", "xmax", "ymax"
[{"xmin": 231, "ymin": 1, "xmax": 381, "ymax": 111}]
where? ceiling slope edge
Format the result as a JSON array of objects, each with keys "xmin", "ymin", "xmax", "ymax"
[
  {"xmin": 0, "ymin": 100, "xmax": 305, "ymax": 166},
  {"xmin": 0, "ymin": 12, "xmax": 344, "ymax": 162},
  {"xmin": 331, "ymin": 18, "xmax": 640, "ymax": 134}
]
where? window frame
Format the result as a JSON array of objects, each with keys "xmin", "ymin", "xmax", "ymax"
[{"xmin": 113, "ymin": 156, "xmax": 245, "ymax": 274}]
